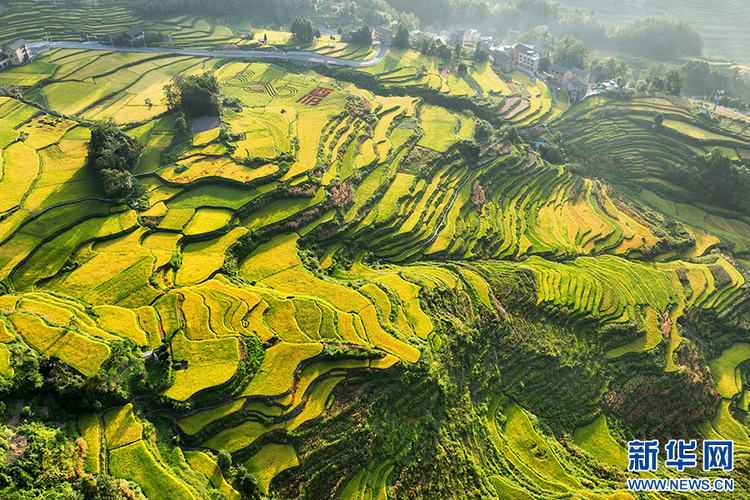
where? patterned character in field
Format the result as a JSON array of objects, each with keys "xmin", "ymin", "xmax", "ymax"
[
  {"xmin": 274, "ymin": 85, "xmax": 298, "ymax": 98},
  {"xmin": 242, "ymin": 83, "xmax": 298, "ymax": 97},
  {"xmin": 296, "ymin": 86, "xmax": 334, "ymax": 106},
  {"xmin": 221, "ymin": 70, "xmax": 256, "ymax": 87},
  {"xmin": 243, "ymin": 83, "xmax": 268, "ymax": 94}
]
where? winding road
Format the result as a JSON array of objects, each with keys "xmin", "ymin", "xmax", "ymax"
[{"xmin": 29, "ymin": 40, "xmax": 390, "ymax": 68}]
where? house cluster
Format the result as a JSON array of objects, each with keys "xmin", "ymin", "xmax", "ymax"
[
  {"xmin": 490, "ymin": 43, "xmax": 540, "ymax": 74},
  {"xmin": 340, "ymin": 24, "xmax": 593, "ymax": 99},
  {"xmin": 339, "ymin": 25, "xmax": 394, "ymax": 44},
  {"xmin": 371, "ymin": 26, "xmax": 393, "ymax": 44},
  {"xmin": 545, "ymin": 64, "xmax": 590, "ymax": 100},
  {"xmin": 491, "ymin": 43, "xmax": 591, "ymax": 101},
  {"xmin": 0, "ymin": 39, "xmax": 30, "ymax": 70}
]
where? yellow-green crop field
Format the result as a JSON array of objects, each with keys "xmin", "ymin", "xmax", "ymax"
[{"xmin": 1, "ymin": 36, "xmax": 750, "ymax": 500}]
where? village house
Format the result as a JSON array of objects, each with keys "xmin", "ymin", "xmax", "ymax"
[
  {"xmin": 479, "ymin": 36, "xmax": 495, "ymax": 49},
  {"xmin": 124, "ymin": 26, "xmax": 145, "ymax": 43},
  {"xmin": 511, "ymin": 43, "xmax": 540, "ymax": 73},
  {"xmin": 490, "ymin": 48, "xmax": 514, "ymax": 73},
  {"xmin": 450, "ymin": 29, "xmax": 480, "ymax": 47},
  {"xmin": 564, "ymin": 67, "xmax": 590, "ymax": 88},
  {"xmin": 0, "ymin": 39, "xmax": 30, "ymax": 69},
  {"xmin": 546, "ymin": 63, "xmax": 568, "ymax": 84},
  {"xmin": 545, "ymin": 64, "xmax": 590, "ymax": 89},
  {"xmin": 371, "ymin": 26, "xmax": 393, "ymax": 44},
  {"xmin": 410, "ymin": 30, "xmax": 431, "ymax": 46}
]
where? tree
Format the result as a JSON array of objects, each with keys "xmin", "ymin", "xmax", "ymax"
[
  {"xmin": 455, "ymin": 43, "xmax": 462, "ymax": 59},
  {"xmin": 474, "ymin": 119, "xmax": 494, "ymax": 142},
  {"xmin": 87, "ymin": 120, "xmax": 143, "ymax": 176},
  {"xmin": 602, "ymin": 57, "xmax": 629, "ymax": 81},
  {"xmin": 393, "ymin": 25, "xmax": 410, "ymax": 49},
  {"xmin": 665, "ymin": 149, "xmax": 750, "ymax": 213},
  {"xmin": 234, "ymin": 465, "xmax": 260, "ymax": 498},
  {"xmin": 644, "ymin": 63, "xmax": 685, "ymax": 96},
  {"xmin": 175, "ymin": 112, "xmax": 189, "ymax": 138},
  {"xmin": 163, "ymin": 73, "xmax": 222, "ymax": 117},
  {"xmin": 291, "ymin": 17, "xmax": 315, "ymax": 44},
  {"xmin": 663, "ymin": 67, "xmax": 685, "ymax": 95},
  {"xmin": 551, "ymin": 34, "xmax": 589, "ymax": 69},
  {"xmin": 473, "ymin": 41, "xmax": 489, "ymax": 63},
  {"xmin": 350, "ymin": 25, "xmax": 372, "ymax": 45},
  {"xmin": 610, "ymin": 18, "xmax": 703, "ymax": 60},
  {"xmin": 501, "ymin": 124, "xmax": 519, "ymax": 142},
  {"xmin": 538, "ymin": 56, "xmax": 551, "ymax": 73},
  {"xmin": 99, "ymin": 168, "xmax": 134, "ymax": 197},
  {"xmin": 419, "ymin": 38, "xmax": 437, "ymax": 55},
  {"xmin": 437, "ymin": 43, "xmax": 453, "ymax": 61},
  {"xmin": 457, "ymin": 62, "xmax": 468, "ymax": 74},
  {"xmin": 654, "ymin": 112, "xmax": 664, "ymax": 126},
  {"xmin": 217, "ymin": 450, "xmax": 232, "ymax": 473}
]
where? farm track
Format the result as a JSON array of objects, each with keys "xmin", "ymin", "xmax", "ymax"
[{"xmin": 30, "ymin": 41, "xmax": 390, "ymax": 68}]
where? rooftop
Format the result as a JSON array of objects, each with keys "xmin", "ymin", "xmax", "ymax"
[
  {"xmin": 125, "ymin": 26, "xmax": 144, "ymax": 39},
  {"xmin": 492, "ymin": 50, "xmax": 511, "ymax": 61},
  {"xmin": 9, "ymin": 39, "xmax": 28, "ymax": 50},
  {"xmin": 571, "ymin": 67, "xmax": 590, "ymax": 77},
  {"xmin": 547, "ymin": 64, "xmax": 568, "ymax": 74},
  {"xmin": 568, "ymin": 77, "xmax": 587, "ymax": 87},
  {"xmin": 513, "ymin": 42, "xmax": 535, "ymax": 53}
]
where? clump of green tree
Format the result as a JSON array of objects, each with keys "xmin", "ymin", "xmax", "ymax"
[
  {"xmin": 86, "ymin": 120, "xmax": 144, "ymax": 198},
  {"xmin": 0, "ymin": 420, "xmax": 134, "ymax": 499},
  {"xmin": 610, "ymin": 18, "xmax": 703, "ymax": 60},
  {"xmin": 473, "ymin": 41, "xmax": 489, "ymax": 63},
  {"xmin": 589, "ymin": 57, "xmax": 629, "ymax": 85},
  {"xmin": 551, "ymin": 34, "xmax": 589, "ymax": 69},
  {"xmin": 215, "ymin": 449, "xmax": 262, "ymax": 499},
  {"xmin": 163, "ymin": 72, "xmax": 222, "ymax": 117},
  {"xmin": 0, "ymin": 343, "xmax": 136, "ymax": 412},
  {"xmin": 291, "ymin": 16, "xmax": 316, "ymax": 43},
  {"xmin": 349, "ymin": 24, "xmax": 372, "ymax": 45},
  {"xmin": 681, "ymin": 61, "xmax": 750, "ymax": 109},
  {"xmin": 392, "ymin": 25, "xmax": 410, "ymax": 49},
  {"xmin": 636, "ymin": 63, "xmax": 685, "ymax": 96},
  {"xmin": 665, "ymin": 148, "xmax": 750, "ymax": 213}
]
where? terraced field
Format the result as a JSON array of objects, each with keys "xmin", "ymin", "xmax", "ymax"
[
  {"xmin": 0, "ymin": 2, "xmax": 245, "ymax": 50},
  {"xmin": 344, "ymin": 146, "xmax": 659, "ymax": 262},
  {"xmin": 1, "ymin": 44, "xmax": 749, "ymax": 500},
  {"xmin": 553, "ymin": 96, "xmax": 747, "ymax": 177}
]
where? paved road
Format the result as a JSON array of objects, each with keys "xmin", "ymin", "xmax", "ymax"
[{"xmin": 29, "ymin": 40, "xmax": 389, "ymax": 68}]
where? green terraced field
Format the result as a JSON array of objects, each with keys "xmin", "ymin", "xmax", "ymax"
[{"xmin": 1, "ymin": 40, "xmax": 750, "ymax": 500}]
